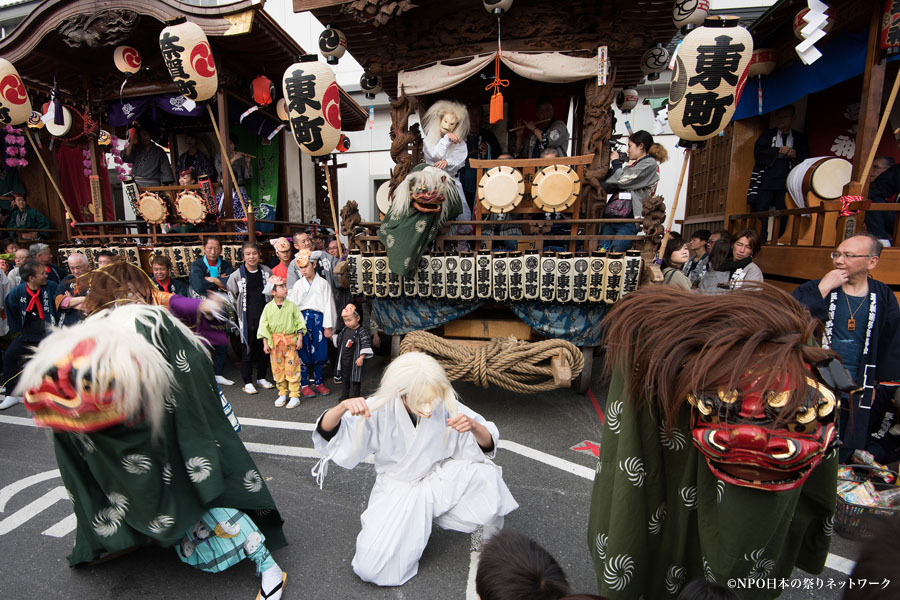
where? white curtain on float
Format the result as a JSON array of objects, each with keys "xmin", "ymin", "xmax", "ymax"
[{"xmin": 398, "ymin": 51, "xmax": 597, "ymax": 96}]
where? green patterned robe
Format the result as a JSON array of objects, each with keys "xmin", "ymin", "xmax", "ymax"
[
  {"xmin": 587, "ymin": 372, "xmax": 837, "ymax": 599},
  {"xmin": 52, "ymin": 312, "xmax": 286, "ymax": 566}
]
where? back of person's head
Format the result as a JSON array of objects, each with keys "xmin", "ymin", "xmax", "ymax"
[
  {"xmin": 19, "ymin": 259, "xmax": 41, "ymax": 283},
  {"xmin": 676, "ymin": 579, "xmax": 740, "ymax": 600},
  {"xmin": 691, "ymin": 229, "xmax": 711, "ymax": 243},
  {"xmin": 844, "ymin": 517, "xmax": 900, "ymax": 599},
  {"xmin": 708, "ymin": 237, "xmax": 733, "ymax": 271},
  {"xmin": 541, "ymin": 148, "xmax": 561, "ymax": 158},
  {"xmin": 476, "ymin": 530, "xmax": 570, "ymax": 600},
  {"xmin": 663, "ymin": 236, "xmax": 688, "ymax": 269}
]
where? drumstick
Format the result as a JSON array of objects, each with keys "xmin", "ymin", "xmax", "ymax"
[
  {"xmin": 206, "ymin": 105, "xmax": 250, "ymax": 219},
  {"xmin": 24, "ymin": 129, "xmax": 75, "ymax": 222},
  {"xmin": 323, "ymin": 164, "xmax": 343, "ymax": 259},
  {"xmin": 508, "ymin": 118, "xmax": 551, "ymax": 133},
  {"xmin": 658, "ymin": 148, "xmax": 691, "ymax": 261}
]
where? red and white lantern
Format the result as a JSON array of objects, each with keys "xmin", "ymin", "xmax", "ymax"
[
  {"xmin": 793, "ymin": 7, "xmax": 834, "ymax": 40},
  {"xmin": 673, "ymin": 0, "xmax": 710, "ymax": 30},
  {"xmin": 616, "ymin": 88, "xmax": 640, "ymax": 112},
  {"xmin": 0, "ymin": 59, "xmax": 32, "ymax": 127},
  {"xmin": 159, "ymin": 17, "xmax": 218, "ymax": 102},
  {"xmin": 113, "ymin": 46, "xmax": 142, "ymax": 74},
  {"xmin": 282, "ymin": 57, "xmax": 341, "ymax": 156},
  {"xmin": 747, "ymin": 48, "xmax": 776, "ymax": 77},
  {"xmin": 668, "ymin": 16, "xmax": 753, "ymax": 142}
]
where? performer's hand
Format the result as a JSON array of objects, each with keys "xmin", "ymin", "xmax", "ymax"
[
  {"xmin": 447, "ymin": 132, "xmax": 461, "ymax": 144},
  {"xmin": 341, "ymin": 397, "xmax": 370, "ymax": 419},
  {"xmin": 263, "ymin": 340, "xmax": 270, "ymax": 354},
  {"xmin": 818, "ymin": 268, "xmax": 849, "ymax": 298},
  {"xmin": 355, "ymin": 356, "xmax": 364, "ymax": 367},
  {"xmin": 479, "ymin": 141, "xmax": 489, "ymax": 156},
  {"xmin": 446, "ymin": 413, "xmax": 476, "ymax": 433},
  {"xmin": 324, "ymin": 327, "xmax": 333, "ymax": 339},
  {"xmin": 778, "ymin": 146, "xmax": 791, "ymax": 155},
  {"xmin": 447, "ymin": 413, "xmax": 494, "ymax": 449},
  {"xmin": 296, "ymin": 336, "xmax": 303, "ymax": 349},
  {"xmin": 434, "ymin": 159, "xmax": 448, "ymax": 170},
  {"xmin": 198, "ymin": 295, "xmax": 224, "ymax": 318}
]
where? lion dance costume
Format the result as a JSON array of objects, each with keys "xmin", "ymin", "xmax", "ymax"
[
  {"xmin": 18, "ymin": 303, "xmax": 288, "ymax": 600},
  {"xmin": 588, "ymin": 285, "xmax": 855, "ymax": 599}
]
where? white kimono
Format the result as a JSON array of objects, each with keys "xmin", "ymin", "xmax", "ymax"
[
  {"xmin": 312, "ymin": 396, "xmax": 518, "ymax": 586},
  {"xmin": 424, "ymin": 134, "xmax": 473, "ymax": 240},
  {"xmin": 287, "ymin": 274, "xmax": 336, "ymax": 329}
]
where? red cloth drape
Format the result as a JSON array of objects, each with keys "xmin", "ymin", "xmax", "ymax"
[{"xmin": 55, "ymin": 144, "xmax": 114, "ymax": 222}]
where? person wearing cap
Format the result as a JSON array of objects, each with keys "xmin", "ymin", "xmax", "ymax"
[
  {"xmin": 287, "ymin": 250, "xmax": 335, "ymax": 398},
  {"xmin": 333, "ymin": 303, "xmax": 373, "ymax": 401},
  {"xmin": 258, "ymin": 275, "xmax": 307, "ymax": 409}
]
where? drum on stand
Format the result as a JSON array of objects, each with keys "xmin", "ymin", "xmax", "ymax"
[
  {"xmin": 136, "ymin": 192, "xmax": 168, "ymax": 225},
  {"xmin": 784, "ymin": 157, "xmax": 851, "ymax": 246},
  {"xmin": 175, "ymin": 190, "xmax": 207, "ymax": 224}
]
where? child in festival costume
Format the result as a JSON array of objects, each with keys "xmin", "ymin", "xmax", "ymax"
[
  {"xmin": 312, "ymin": 352, "xmax": 518, "ymax": 586},
  {"xmin": 258, "ymin": 275, "xmax": 307, "ymax": 409},
  {"xmin": 287, "ymin": 250, "xmax": 335, "ymax": 397},
  {"xmin": 333, "ymin": 303, "xmax": 372, "ymax": 401},
  {"xmin": 17, "ymin": 301, "xmax": 287, "ymax": 600},
  {"xmin": 588, "ymin": 284, "xmax": 855, "ymax": 599}
]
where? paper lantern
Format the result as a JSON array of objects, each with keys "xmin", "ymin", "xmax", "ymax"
[
  {"xmin": 318, "ymin": 26, "xmax": 347, "ymax": 65},
  {"xmin": 360, "ymin": 73, "xmax": 382, "ymax": 99},
  {"xmin": 283, "ymin": 58, "xmax": 341, "ymax": 157},
  {"xmin": 668, "ymin": 16, "xmax": 753, "ymax": 142},
  {"xmin": 881, "ymin": 0, "xmax": 900, "ymax": 54},
  {"xmin": 641, "ymin": 45, "xmax": 670, "ymax": 80},
  {"xmin": 793, "ymin": 7, "xmax": 834, "ymax": 40},
  {"xmin": 616, "ymin": 88, "xmax": 639, "ymax": 112},
  {"xmin": 673, "ymin": 0, "xmax": 710, "ymax": 30},
  {"xmin": 113, "ymin": 46, "xmax": 142, "ymax": 74},
  {"xmin": 484, "ymin": 0, "xmax": 514, "ymax": 14},
  {"xmin": 158, "ymin": 17, "xmax": 218, "ymax": 102},
  {"xmin": 97, "ymin": 130, "xmax": 111, "ymax": 146},
  {"xmin": 275, "ymin": 98, "xmax": 289, "ymax": 122},
  {"xmin": 0, "ymin": 59, "xmax": 32, "ymax": 127},
  {"xmin": 746, "ymin": 48, "xmax": 776, "ymax": 78},
  {"xmin": 251, "ymin": 75, "xmax": 275, "ymax": 106}
]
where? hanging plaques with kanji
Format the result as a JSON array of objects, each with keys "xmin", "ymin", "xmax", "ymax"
[
  {"xmin": 882, "ymin": 0, "xmax": 900, "ymax": 54},
  {"xmin": 668, "ymin": 16, "xmax": 753, "ymax": 142},
  {"xmin": 158, "ymin": 17, "xmax": 218, "ymax": 103},
  {"xmin": 0, "ymin": 59, "xmax": 32, "ymax": 126},
  {"xmin": 282, "ymin": 58, "xmax": 341, "ymax": 157}
]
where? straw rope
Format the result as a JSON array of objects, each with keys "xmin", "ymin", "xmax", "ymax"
[{"xmin": 398, "ymin": 330, "xmax": 584, "ymax": 394}]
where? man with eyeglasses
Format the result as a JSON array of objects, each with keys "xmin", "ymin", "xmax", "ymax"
[{"xmin": 792, "ymin": 233, "xmax": 900, "ymax": 462}]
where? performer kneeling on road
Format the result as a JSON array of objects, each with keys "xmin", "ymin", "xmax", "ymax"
[{"xmin": 311, "ymin": 352, "xmax": 518, "ymax": 586}]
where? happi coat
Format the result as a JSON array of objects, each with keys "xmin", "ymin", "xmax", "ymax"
[
  {"xmin": 312, "ymin": 397, "xmax": 518, "ymax": 586},
  {"xmin": 587, "ymin": 371, "xmax": 837, "ymax": 600},
  {"xmin": 334, "ymin": 326, "xmax": 373, "ymax": 384}
]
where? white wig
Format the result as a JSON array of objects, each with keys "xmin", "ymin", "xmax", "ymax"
[
  {"xmin": 16, "ymin": 304, "xmax": 204, "ymax": 437},
  {"xmin": 368, "ymin": 351, "xmax": 459, "ymax": 417},
  {"xmin": 388, "ymin": 165, "xmax": 460, "ymax": 226},
  {"xmin": 421, "ymin": 100, "xmax": 469, "ymax": 149}
]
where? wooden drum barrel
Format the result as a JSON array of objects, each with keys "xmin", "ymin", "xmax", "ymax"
[{"xmin": 782, "ymin": 157, "xmax": 851, "ymax": 245}]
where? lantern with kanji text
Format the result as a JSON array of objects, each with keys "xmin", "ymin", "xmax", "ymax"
[
  {"xmin": 158, "ymin": 17, "xmax": 218, "ymax": 103},
  {"xmin": 882, "ymin": 0, "xmax": 900, "ymax": 55},
  {"xmin": 0, "ymin": 59, "xmax": 32, "ymax": 127},
  {"xmin": 667, "ymin": 16, "xmax": 753, "ymax": 143},
  {"xmin": 747, "ymin": 48, "xmax": 776, "ymax": 77},
  {"xmin": 282, "ymin": 56, "xmax": 341, "ymax": 157},
  {"xmin": 318, "ymin": 26, "xmax": 347, "ymax": 65}
]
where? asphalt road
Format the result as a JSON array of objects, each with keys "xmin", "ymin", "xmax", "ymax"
[{"xmin": 0, "ymin": 351, "xmax": 865, "ymax": 599}]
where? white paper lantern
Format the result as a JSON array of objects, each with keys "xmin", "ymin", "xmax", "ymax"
[
  {"xmin": 0, "ymin": 59, "xmax": 32, "ymax": 127},
  {"xmin": 416, "ymin": 254, "xmax": 431, "ymax": 298},
  {"xmin": 616, "ymin": 88, "xmax": 639, "ymax": 112},
  {"xmin": 667, "ymin": 16, "xmax": 753, "ymax": 142},
  {"xmin": 484, "ymin": 0, "xmax": 514, "ymax": 14},
  {"xmin": 159, "ymin": 17, "xmax": 218, "ymax": 103},
  {"xmin": 318, "ymin": 27, "xmax": 347, "ymax": 65},
  {"xmin": 445, "ymin": 255, "xmax": 461, "ymax": 300},
  {"xmin": 113, "ymin": 46, "xmax": 142, "ymax": 75},
  {"xmin": 459, "ymin": 252, "xmax": 476, "ymax": 301},
  {"xmin": 641, "ymin": 45, "xmax": 671, "ymax": 80},
  {"xmin": 747, "ymin": 48, "xmax": 777, "ymax": 77},
  {"xmin": 283, "ymin": 58, "xmax": 341, "ymax": 156},
  {"xmin": 673, "ymin": 0, "xmax": 710, "ymax": 29},
  {"xmin": 360, "ymin": 73, "xmax": 382, "ymax": 100}
]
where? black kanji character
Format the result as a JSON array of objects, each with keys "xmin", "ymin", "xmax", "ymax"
[
  {"xmin": 688, "ymin": 35, "xmax": 745, "ymax": 91},
  {"xmin": 681, "ymin": 92, "xmax": 734, "ymax": 137},
  {"xmin": 159, "ymin": 32, "xmax": 185, "ymax": 61},
  {"xmin": 284, "ymin": 70, "xmax": 321, "ymax": 115},
  {"xmin": 290, "ymin": 115, "xmax": 325, "ymax": 151}
]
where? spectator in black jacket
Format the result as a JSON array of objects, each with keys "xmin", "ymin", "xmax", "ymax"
[
  {"xmin": 866, "ymin": 155, "xmax": 900, "ymax": 244},
  {"xmin": 751, "ymin": 105, "xmax": 809, "ymax": 241}
]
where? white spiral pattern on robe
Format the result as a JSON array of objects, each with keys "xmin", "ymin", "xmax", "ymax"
[
  {"xmin": 618, "ymin": 457, "xmax": 645, "ymax": 487},
  {"xmin": 680, "ymin": 485, "xmax": 697, "ymax": 510},
  {"xmin": 161, "ymin": 464, "xmax": 173, "ymax": 485},
  {"xmin": 825, "ymin": 447, "xmax": 837, "ymax": 461},
  {"xmin": 386, "ymin": 234, "xmax": 395, "ymax": 248},
  {"xmin": 92, "ymin": 507, "xmax": 123, "ymax": 537},
  {"xmin": 716, "ymin": 480, "xmax": 725, "ymax": 504},
  {"xmin": 254, "ymin": 508, "xmax": 274, "ymax": 517},
  {"xmin": 595, "ymin": 461, "xmax": 602, "ymax": 474},
  {"xmin": 603, "ymin": 554, "xmax": 634, "ymax": 591},
  {"xmin": 74, "ymin": 432, "xmax": 95, "ymax": 453},
  {"xmin": 702, "ymin": 555, "xmax": 716, "ymax": 582},
  {"xmin": 595, "ymin": 532, "xmax": 608, "ymax": 561},
  {"xmin": 148, "ymin": 514, "xmax": 175, "ymax": 534},
  {"xmin": 121, "ymin": 453, "xmax": 152, "ymax": 475},
  {"xmin": 107, "ymin": 492, "xmax": 129, "ymax": 518},
  {"xmin": 658, "ymin": 425, "xmax": 686, "ymax": 451},
  {"xmin": 665, "ymin": 565, "xmax": 686, "ymax": 595},
  {"xmin": 823, "ymin": 515, "xmax": 834, "ymax": 536},
  {"xmin": 606, "ymin": 401, "xmax": 623, "ymax": 434},
  {"xmin": 164, "ymin": 395, "xmax": 177, "ymax": 414},
  {"xmin": 744, "ymin": 548, "xmax": 775, "ymax": 579},
  {"xmin": 175, "ymin": 349, "xmax": 191, "ymax": 372},
  {"xmin": 415, "ymin": 219, "xmax": 427, "ymax": 233},
  {"xmin": 243, "ymin": 469, "xmax": 263, "ymax": 493},
  {"xmin": 186, "ymin": 457, "xmax": 212, "ymax": 482},
  {"xmin": 648, "ymin": 503, "xmax": 666, "ymax": 535}
]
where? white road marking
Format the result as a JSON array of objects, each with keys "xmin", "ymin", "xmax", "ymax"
[
  {"xmin": 0, "ymin": 486, "xmax": 68, "ymax": 535},
  {"xmin": 42, "ymin": 513, "xmax": 77, "ymax": 538},
  {"xmin": 0, "ymin": 413, "xmax": 859, "ymax": 575}
]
